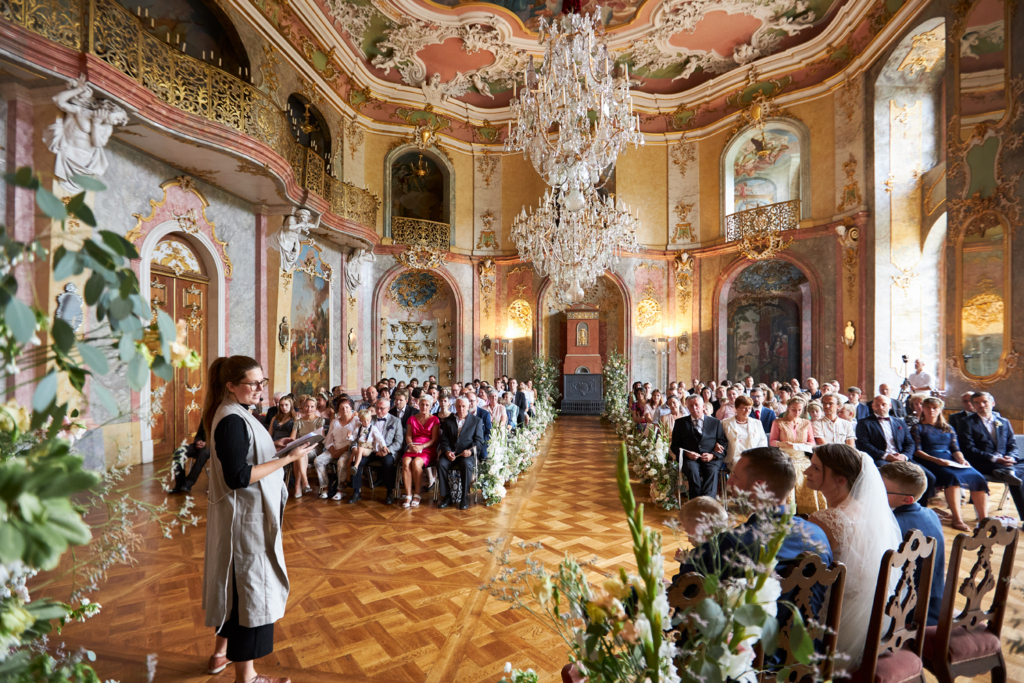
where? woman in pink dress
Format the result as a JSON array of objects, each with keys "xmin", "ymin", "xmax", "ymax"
[
  {"xmin": 769, "ymin": 396, "xmax": 820, "ymax": 513},
  {"xmin": 402, "ymin": 395, "xmax": 439, "ymax": 509}
]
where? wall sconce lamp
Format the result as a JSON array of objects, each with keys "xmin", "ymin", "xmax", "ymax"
[
  {"xmin": 481, "ymin": 334, "xmax": 492, "ymax": 357},
  {"xmin": 494, "ymin": 338, "xmax": 512, "ymax": 377},
  {"xmin": 677, "ymin": 332, "xmax": 690, "ymax": 355}
]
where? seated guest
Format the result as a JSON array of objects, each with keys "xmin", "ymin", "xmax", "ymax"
[
  {"xmin": 806, "ymin": 377, "xmax": 822, "ymax": 400},
  {"xmin": 948, "ymin": 391, "xmax": 977, "ymax": 434},
  {"xmin": 669, "ymin": 395, "xmax": 728, "ymax": 499},
  {"xmin": 749, "ymin": 387, "xmax": 776, "ymax": 434},
  {"xmin": 261, "ymin": 392, "xmax": 283, "ymax": 427},
  {"xmin": 357, "ymin": 386, "xmax": 377, "ymax": 412},
  {"xmin": 677, "ymin": 495, "xmax": 728, "ymax": 546},
  {"xmin": 390, "ymin": 391, "xmax": 416, "ymax": 426},
  {"xmin": 770, "ymin": 397, "xmax": 820, "ymax": 513},
  {"xmin": 959, "ymin": 392, "xmax": 1022, "ymax": 515},
  {"xmin": 905, "ymin": 393, "xmax": 927, "ymax": 429},
  {"xmin": 856, "ymin": 394, "xmax": 936, "ymax": 501},
  {"xmin": 838, "ymin": 403, "xmax": 858, "ymax": 429},
  {"xmin": 813, "ymin": 394, "xmax": 856, "ymax": 446},
  {"xmin": 806, "ymin": 400, "xmax": 823, "ymax": 423},
  {"xmin": 846, "ymin": 386, "xmax": 872, "ymax": 421},
  {"xmin": 650, "ymin": 389, "xmax": 670, "ymax": 423},
  {"xmin": 267, "ymin": 395, "xmax": 296, "ymax": 449},
  {"xmin": 879, "ymin": 383, "xmax": 906, "ymax": 418},
  {"xmin": 913, "ymin": 397, "xmax": 989, "ymax": 530},
  {"xmin": 402, "ymin": 396, "xmax": 440, "ymax": 509},
  {"xmin": 632, "ymin": 388, "xmax": 654, "ymax": 431},
  {"xmin": 350, "ymin": 398, "xmax": 404, "ymax": 505},
  {"xmin": 711, "ymin": 385, "xmax": 727, "ymax": 415},
  {"xmin": 348, "ymin": 409, "xmax": 385, "ymax": 475},
  {"xmin": 171, "ymin": 423, "xmax": 210, "ymax": 494},
  {"xmin": 291, "ymin": 395, "xmax": 324, "ymax": 498},
  {"xmin": 465, "ymin": 390, "xmax": 493, "ymax": 460},
  {"xmin": 437, "ymin": 397, "xmax": 484, "ymax": 510},
  {"xmin": 510, "ymin": 379, "xmax": 529, "ymax": 426},
  {"xmin": 659, "ymin": 396, "xmax": 684, "ymax": 436},
  {"xmin": 502, "ymin": 391, "xmax": 519, "ymax": 430},
  {"xmin": 316, "ymin": 390, "xmax": 334, "ymax": 423},
  {"xmin": 316, "ymin": 399, "xmax": 358, "ymax": 501},
  {"xmin": 715, "ymin": 386, "xmax": 740, "ymax": 421},
  {"xmin": 485, "ymin": 389, "xmax": 508, "ymax": 435},
  {"xmin": 722, "ymin": 395, "xmax": 768, "ymax": 472},
  {"xmin": 880, "ymin": 462, "xmax": 945, "ymax": 626}
]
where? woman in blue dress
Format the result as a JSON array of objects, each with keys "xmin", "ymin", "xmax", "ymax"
[{"xmin": 912, "ymin": 396, "xmax": 989, "ymax": 531}]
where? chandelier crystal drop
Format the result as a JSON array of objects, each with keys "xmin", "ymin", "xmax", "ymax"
[
  {"xmin": 505, "ymin": 11, "xmax": 644, "ymax": 210},
  {"xmin": 511, "ymin": 185, "xmax": 641, "ymax": 303}
]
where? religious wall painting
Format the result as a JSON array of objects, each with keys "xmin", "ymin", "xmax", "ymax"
[
  {"xmin": 734, "ymin": 177, "xmax": 779, "ymax": 212},
  {"xmin": 387, "ymin": 271, "xmax": 448, "ymax": 312},
  {"xmin": 726, "ymin": 126, "xmax": 802, "ymax": 216},
  {"xmin": 290, "ymin": 242, "xmax": 331, "ymax": 397},
  {"xmin": 391, "ymin": 152, "xmax": 446, "ymax": 223}
]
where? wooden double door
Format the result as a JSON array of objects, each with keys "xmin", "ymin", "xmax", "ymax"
[{"xmin": 149, "ymin": 247, "xmax": 209, "ymax": 458}]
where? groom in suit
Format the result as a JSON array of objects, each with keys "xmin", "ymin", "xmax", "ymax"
[
  {"xmin": 437, "ymin": 396, "xmax": 485, "ymax": 510},
  {"xmin": 670, "ymin": 395, "xmax": 729, "ymax": 499}
]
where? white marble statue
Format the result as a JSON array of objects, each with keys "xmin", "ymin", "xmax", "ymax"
[
  {"xmin": 420, "ymin": 73, "xmax": 447, "ymax": 107},
  {"xmin": 44, "ymin": 74, "xmax": 129, "ymax": 192},
  {"xmin": 345, "ymin": 248, "xmax": 376, "ymax": 291},
  {"xmin": 269, "ymin": 209, "xmax": 318, "ymax": 272},
  {"xmin": 470, "ymin": 72, "xmax": 494, "ymax": 99}
]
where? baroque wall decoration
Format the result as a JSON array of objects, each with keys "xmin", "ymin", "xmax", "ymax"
[
  {"xmin": 396, "ymin": 244, "xmax": 447, "ymax": 270},
  {"xmin": 835, "ymin": 153, "xmax": 863, "ymax": 212},
  {"xmin": 897, "ymin": 24, "xmax": 945, "ymax": 75},
  {"xmin": 477, "ymin": 152, "xmax": 500, "ymax": 188},
  {"xmin": 836, "ymin": 219, "xmax": 860, "ymax": 294},
  {"xmin": 634, "ymin": 262, "xmax": 665, "ymax": 275},
  {"xmin": 670, "ymin": 139, "xmax": 697, "ymax": 177},
  {"xmin": 507, "ymin": 297, "xmax": 533, "ymax": 336},
  {"xmin": 151, "ymin": 240, "xmax": 203, "ymax": 277},
  {"xmin": 635, "ymin": 283, "xmax": 663, "ymax": 334},
  {"xmin": 344, "ymin": 115, "xmax": 365, "ymax": 161},
  {"xmin": 507, "ymin": 265, "xmax": 533, "ymax": 278},
  {"xmin": 387, "ymin": 271, "xmax": 448, "ymax": 312},
  {"xmin": 477, "ymin": 210, "xmax": 499, "ymax": 249},
  {"xmin": 674, "ymin": 251, "xmax": 694, "ymax": 314},
  {"xmin": 947, "ymin": 340, "xmax": 1021, "ymax": 389},
  {"xmin": 673, "ymin": 200, "xmax": 696, "ymax": 242},
  {"xmin": 290, "ymin": 241, "xmax": 332, "ymax": 396},
  {"xmin": 891, "ymin": 264, "xmax": 920, "ymax": 298}
]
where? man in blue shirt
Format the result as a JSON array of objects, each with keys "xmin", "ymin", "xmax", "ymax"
[{"xmin": 880, "ymin": 462, "xmax": 945, "ymax": 626}]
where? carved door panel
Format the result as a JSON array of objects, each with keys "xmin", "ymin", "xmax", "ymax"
[{"xmin": 149, "ymin": 236, "xmax": 209, "ymax": 458}]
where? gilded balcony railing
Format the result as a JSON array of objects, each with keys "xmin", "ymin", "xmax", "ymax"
[
  {"xmin": 391, "ymin": 217, "xmax": 451, "ymax": 250},
  {"xmin": 725, "ymin": 199, "xmax": 800, "ymax": 260},
  {"xmin": 1, "ymin": 0, "xmax": 378, "ymax": 229}
]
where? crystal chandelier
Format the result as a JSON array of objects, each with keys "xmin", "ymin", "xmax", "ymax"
[
  {"xmin": 511, "ymin": 185, "xmax": 641, "ymax": 302},
  {"xmin": 505, "ymin": 11, "xmax": 644, "ymax": 212}
]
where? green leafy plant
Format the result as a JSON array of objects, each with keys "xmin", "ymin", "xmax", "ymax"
[{"xmin": 1, "ymin": 167, "xmax": 197, "ymax": 679}]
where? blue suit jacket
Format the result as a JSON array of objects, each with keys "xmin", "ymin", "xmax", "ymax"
[
  {"xmin": 475, "ymin": 406, "xmax": 493, "ymax": 461},
  {"xmin": 959, "ymin": 412, "xmax": 1018, "ymax": 467},
  {"xmin": 892, "ymin": 503, "xmax": 945, "ymax": 626},
  {"xmin": 755, "ymin": 407, "xmax": 777, "ymax": 434},
  {"xmin": 855, "ymin": 414, "xmax": 914, "ymax": 465},
  {"xmin": 854, "ymin": 401, "xmax": 872, "ymax": 421}
]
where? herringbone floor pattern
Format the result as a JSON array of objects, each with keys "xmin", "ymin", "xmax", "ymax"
[{"xmin": 36, "ymin": 417, "xmax": 1024, "ymax": 683}]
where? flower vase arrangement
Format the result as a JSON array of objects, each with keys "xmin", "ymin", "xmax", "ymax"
[{"xmin": 492, "ymin": 443, "xmax": 816, "ymax": 683}]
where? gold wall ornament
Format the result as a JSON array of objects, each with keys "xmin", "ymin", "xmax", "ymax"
[
  {"xmin": 891, "ymin": 264, "xmax": 920, "ymax": 297},
  {"xmin": 962, "ymin": 292, "xmax": 1004, "ymax": 328},
  {"xmin": 280, "ymin": 271, "xmax": 293, "ymax": 292},
  {"xmin": 151, "ymin": 240, "xmax": 202, "ymax": 276},
  {"xmin": 172, "ymin": 207, "xmax": 201, "ymax": 235},
  {"xmin": 635, "ymin": 283, "xmax": 663, "ymax": 333},
  {"xmin": 946, "ymin": 339, "xmax": 1021, "ymax": 389},
  {"xmin": 507, "ymin": 298, "xmax": 533, "ymax": 336},
  {"xmin": 396, "ymin": 244, "xmax": 447, "ymax": 270},
  {"xmin": 674, "ymin": 251, "xmax": 694, "ymax": 314},
  {"xmin": 348, "ymin": 295, "xmax": 356, "ymax": 308},
  {"xmin": 726, "ymin": 200, "xmax": 799, "ymax": 260},
  {"xmin": 279, "ymin": 317, "xmax": 290, "ymax": 350},
  {"xmin": 669, "ymin": 139, "xmax": 697, "ymax": 177},
  {"xmin": 477, "ymin": 210, "xmax": 499, "ymax": 249},
  {"xmin": 479, "ymin": 259, "xmax": 497, "ymax": 295},
  {"xmin": 634, "ymin": 262, "xmax": 665, "ymax": 275},
  {"xmin": 897, "ymin": 24, "xmax": 946, "ymax": 75},
  {"xmin": 673, "ymin": 200, "xmax": 696, "ymax": 242},
  {"xmin": 344, "ymin": 115, "xmax": 365, "ymax": 161},
  {"xmin": 507, "ymin": 265, "xmax": 533, "ymax": 277},
  {"xmin": 477, "ymin": 152, "xmax": 500, "ymax": 188},
  {"xmin": 836, "ymin": 218, "xmax": 860, "ymax": 294},
  {"xmin": 836, "ymin": 153, "xmax": 864, "ymax": 212},
  {"xmin": 259, "ymin": 44, "xmax": 282, "ymax": 104},
  {"xmin": 392, "ymin": 216, "xmax": 450, "ymax": 250},
  {"xmin": 843, "ymin": 321, "xmax": 856, "ymax": 349}
]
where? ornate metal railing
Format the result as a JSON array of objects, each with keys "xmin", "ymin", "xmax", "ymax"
[
  {"xmin": 391, "ymin": 217, "xmax": 451, "ymax": 249},
  {"xmin": 725, "ymin": 199, "xmax": 801, "ymax": 242},
  {"xmin": 1, "ymin": 0, "xmax": 378, "ymax": 229}
]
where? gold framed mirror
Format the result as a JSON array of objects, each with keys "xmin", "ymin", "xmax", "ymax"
[
  {"xmin": 954, "ymin": 0, "xmax": 1009, "ymax": 140},
  {"xmin": 955, "ymin": 211, "xmax": 1012, "ymax": 381}
]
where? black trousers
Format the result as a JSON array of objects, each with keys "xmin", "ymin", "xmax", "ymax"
[
  {"xmin": 681, "ymin": 458, "xmax": 722, "ymax": 499},
  {"xmin": 216, "ymin": 566, "xmax": 274, "ymax": 662},
  {"xmin": 971, "ymin": 458, "xmax": 1024, "ymax": 515},
  {"xmin": 174, "ymin": 444, "xmax": 209, "ymax": 489},
  {"xmin": 438, "ymin": 453, "xmax": 476, "ymax": 501},
  {"xmin": 352, "ymin": 453, "xmax": 397, "ymax": 494}
]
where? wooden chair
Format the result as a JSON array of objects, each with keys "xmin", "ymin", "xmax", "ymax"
[
  {"xmin": 852, "ymin": 529, "xmax": 937, "ymax": 683},
  {"xmin": 667, "ymin": 571, "xmax": 708, "ymax": 613},
  {"xmin": 922, "ymin": 517, "xmax": 1020, "ymax": 683},
  {"xmin": 755, "ymin": 552, "xmax": 847, "ymax": 683}
]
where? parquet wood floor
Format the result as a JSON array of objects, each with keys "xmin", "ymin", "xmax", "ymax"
[{"xmin": 36, "ymin": 417, "xmax": 1024, "ymax": 683}]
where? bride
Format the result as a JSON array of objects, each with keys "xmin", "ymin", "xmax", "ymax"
[{"xmin": 804, "ymin": 443, "xmax": 902, "ymax": 669}]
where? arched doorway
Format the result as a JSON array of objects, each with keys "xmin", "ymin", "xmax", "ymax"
[
  {"xmin": 146, "ymin": 234, "xmax": 210, "ymax": 457},
  {"xmin": 719, "ymin": 259, "xmax": 811, "ymax": 384}
]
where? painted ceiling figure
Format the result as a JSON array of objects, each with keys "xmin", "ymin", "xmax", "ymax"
[{"xmin": 44, "ymin": 74, "xmax": 129, "ymax": 192}]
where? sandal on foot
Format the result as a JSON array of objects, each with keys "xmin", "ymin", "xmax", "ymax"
[
  {"xmin": 331, "ymin": 491, "xmax": 344, "ymax": 501},
  {"xmin": 402, "ymin": 498, "xmax": 412, "ymax": 508},
  {"xmin": 319, "ymin": 489, "xmax": 328, "ymax": 500},
  {"xmin": 411, "ymin": 495, "xmax": 421, "ymax": 508}
]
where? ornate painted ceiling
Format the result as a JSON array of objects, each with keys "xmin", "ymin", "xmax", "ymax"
[{"xmin": 242, "ymin": 0, "xmax": 918, "ymax": 140}]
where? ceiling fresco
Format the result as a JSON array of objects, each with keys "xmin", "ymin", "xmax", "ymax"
[{"xmin": 245, "ymin": 0, "xmax": 914, "ymax": 140}]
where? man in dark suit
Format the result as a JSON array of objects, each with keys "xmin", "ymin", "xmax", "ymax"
[
  {"xmin": 670, "ymin": 395, "xmax": 729, "ymax": 499},
  {"xmin": 437, "ymin": 396, "xmax": 485, "ymax": 510},
  {"xmin": 948, "ymin": 391, "xmax": 977, "ymax": 436},
  {"xmin": 351, "ymin": 398, "xmax": 405, "ymax": 505},
  {"xmin": 959, "ymin": 392, "xmax": 1023, "ymax": 513},
  {"xmin": 749, "ymin": 386, "xmax": 776, "ymax": 434},
  {"xmin": 880, "ymin": 462, "xmax": 945, "ymax": 626},
  {"xmin": 879, "ymin": 383, "xmax": 906, "ymax": 418},
  {"xmin": 390, "ymin": 390, "xmax": 418, "ymax": 427},
  {"xmin": 467, "ymin": 390, "xmax": 493, "ymax": 460},
  {"xmin": 856, "ymin": 394, "xmax": 936, "ymax": 500}
]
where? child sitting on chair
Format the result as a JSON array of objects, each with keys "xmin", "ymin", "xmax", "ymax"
[
  {"xmin": 673, "ymin": 496, "xmax": 729, "ymax": 563},
  {"xmin": 350, "ymin": 409, "xmax": 387, "ymax": 472}
]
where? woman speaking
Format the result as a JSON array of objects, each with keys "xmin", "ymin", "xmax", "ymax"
[{"xmin": 200, "ymin": 356, "xmax": 314, "ymax": 683}]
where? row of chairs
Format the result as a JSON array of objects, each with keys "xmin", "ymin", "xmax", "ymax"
[{"xmin": 562, "ymin": 517, "xmax": 1019, "ymax": 683}]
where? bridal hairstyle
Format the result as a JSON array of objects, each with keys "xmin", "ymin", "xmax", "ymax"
[
  {"xmin": 739, "ymin": 447, "xmax": 797, "ymax": 502},
  {"xmin": 202, "ymin": 355, "xmax": 261, "ymax": 437},
  {"xmin": 814, "ymin": 443, "xmax": 863, "ymax": 489}
]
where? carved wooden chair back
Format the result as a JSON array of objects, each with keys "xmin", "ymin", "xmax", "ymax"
[
  {"xmin": 926, "ymin": 517, "xmax": 1019, "ymax": 683},
  {"xmin": 667, "ymin": 571, "xmax": 708, "ymax": 613},
  {"xmin": 859, "ymin": 529, "xmax": 937, "ymax": 683},
  {"xmin": 755, "ymin": 552, "xmax": 847, "ymax": 683}
]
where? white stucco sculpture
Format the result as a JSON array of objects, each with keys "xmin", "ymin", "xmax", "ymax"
[
  {"xmin": 420, "ymin": 73, "xmax": 447, "ymax": 107},
  {"xmin": 43, "ymin": 74, "xmax": 129, "ymax": 193},
  {"xmin": 345, "ymin": 248, "xmax": 376, "ymax": 291},
  {"xmin": 269, "ymin": 209, "xmax": 319, "ymax": 272}
]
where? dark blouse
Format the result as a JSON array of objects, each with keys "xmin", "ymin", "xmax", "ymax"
[{"xmin": 215, "ymin": 412, "xmax": 253, "ymax": 490}]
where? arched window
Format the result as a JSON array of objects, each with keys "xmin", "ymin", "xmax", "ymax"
[
  {"xmin": 384, "ymin": 144, "xmax": 455, "ymax": 246},
  {"xmin": 287, "ymin": 94, "xmax": 331, "ymax": 165},
  {"xmin": 721, "ymin": 119, "xmax": 811, "ymax": 232}
]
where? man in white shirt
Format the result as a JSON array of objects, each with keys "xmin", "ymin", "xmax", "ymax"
[
  {"xmin": 316, "ymin": 399, "xmax": 360, "ymax": 500},
  {"xmin": 908, "ymin": 359, "xmax": 934, "ymax": 393},
  {"xmin": 813, "ymin": 394, "xmax": 856, "ymax": 446}
]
